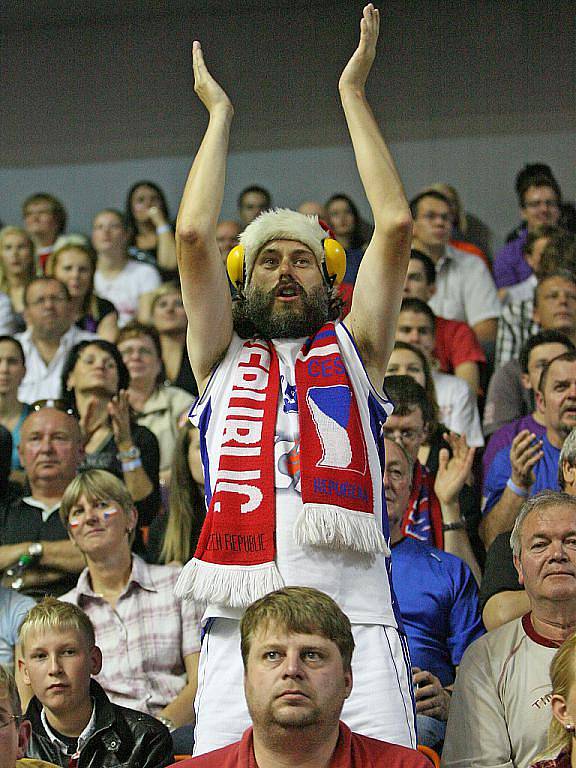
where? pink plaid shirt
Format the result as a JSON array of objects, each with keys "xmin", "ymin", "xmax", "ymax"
[{"xmin": 61, "ymin": 555, "xmax": 202, "ymax": 716}]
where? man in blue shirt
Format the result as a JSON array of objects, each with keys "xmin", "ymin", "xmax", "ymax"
[
  {"xmin": 384, "ymin": 438, "xmax": 484, "ymax": 751},
  {"xmin": 481, "ymin": 350, "xmax": 576, "ymax": 549}
]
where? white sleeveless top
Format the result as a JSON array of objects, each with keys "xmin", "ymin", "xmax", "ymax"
[{"xmin": 191, "ymin": 322, "xmax": 400, "ymax": 627}]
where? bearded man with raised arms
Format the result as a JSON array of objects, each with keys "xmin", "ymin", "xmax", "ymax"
[{"xmin": 175, "ymin": 5, "xmax": 414, "ymax": 755}]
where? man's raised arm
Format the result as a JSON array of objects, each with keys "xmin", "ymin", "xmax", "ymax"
[
  {"xmin": 341, "ymin": 5, "xmax": 413, "ymax": 389},
  {"xmin": 176, "ymin": 41, "xmax": 234, "ymax": 392}
]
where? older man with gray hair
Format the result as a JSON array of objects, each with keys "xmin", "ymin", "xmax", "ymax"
[{"xmin": 443, "ymin": 489, "xmax": 576, "ymax": 768}]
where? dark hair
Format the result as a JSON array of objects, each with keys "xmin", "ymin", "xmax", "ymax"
[
  {"xmin": 399, "ymin": 296, "xmax": 436, "ymax": 328},
  {"xmin": 117, "ymin": 320, "xmax": 165, "ymax": 386},
  {"xmin": 125, "ymin": 181, "xmax": 171, "ymax": 246},
  {"xmin": 538, "ymin": 349, "xmax": 576, "ymax": 394},
  {"xmin": 384, "ymin": 374, "xmax": 435, "ymax": 428},
  {"xmin": 515, "ymin": 164, "xmax": 561, "ymax": 207},
  {"xmin": 325, "ymin": 193, "xmax": 364, "ymax": 251},
  {"xmin": 24, "ymin": 276, "xmax": 70, "ymax": 306},
  {"xmin": 0, "ymin": 335, "xmax": 25, "ymax": 365},
  {"xmin": 538, "ymin": 233, "xmax": 576, "ymax": 278},
  {"xmin": 22, "ymin": 192, "xmax": 67, "ymax": 235},
  {"xmin": 61, "ymin": 339, "xmax": 130, "ymax": 412},
  {"xmin": 409, "ymin": 190, "xmax": 451, "ymax": 219},
  {"xmin": 238, "ymin": 185, "xmax": 272, "ymax": 210},
  {"xmin": 519, "ymin": 330, "xmax": 574, "ymax": 374},
  {"xmin": 409, "ymin": 248, "xmax": 436, "ymax": 285}
]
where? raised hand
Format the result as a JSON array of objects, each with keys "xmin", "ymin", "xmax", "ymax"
[
  {"xmin": 339, "ymin": 3, "xmax": 380, "ymax": 92},
  {"xmin": 434, "ymin": 432, "xmax": 476, "ymax": 506},
  {"xmin": 509, "ymin": 429, "xmax": 544, "ymax": 490},
  {"xmin": 192, "ymin": 41, "xmax": 233, "ymax": 114},
  {"xmin": 108, "ymin": 390, "xmax": 133, "ymax": 449},
  {"xmin": 79, "ymin": 396, "xmax": 107, "ymax": 444}
]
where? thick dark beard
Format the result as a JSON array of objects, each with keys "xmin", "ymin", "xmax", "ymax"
[{"xmin": 232, "ymin": 284, "xmax": 331, "ymax": 340}]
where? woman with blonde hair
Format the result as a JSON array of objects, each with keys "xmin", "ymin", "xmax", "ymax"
[
  {"xmin": 0, "ymin": 225, "xmax": 37, "ymax": 331},
  {"xmin": 45, "ymin": 238, "xmax": 119, "ymax": 342},
  {"xmin": 532, "ymin": 632, "xmax": 576, "ymax": 768}
]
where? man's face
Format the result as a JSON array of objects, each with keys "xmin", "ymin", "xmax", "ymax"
[
  {"xmin": 91, "ymin": 211, "xmax": 127, "ymax": 255},
  {"xmin": 536, "ymin": 359, "xmax": 576, "ymax": 441},
  {"xmin": 521, "ymin": 342, "xmax": 570, "ymax": 393},
  {"xmin": 239, "ymin": 192, "xmax": 269, "ymax": 226},
  {"xmin": 24, "ymin": 280, "xmax": 71, "ymax": 339},
  {"xmin": 412, "ymin": 197, "xmax": 452, "ymax": 250},
  {"xmin": 383, "ymin": 438, "xmax": 412, "ymax": 535},
  {"xmin": 403, "ymin": 258, "xmax": 434, "ymax": 301},
  {"xmin": 23, "ymin": 200, "xmax": 58, "ymax": 243},
  {"xmin": 521, "ymin": 185, "xmax": 561, "ymax": 231},
  {"xmin": 515, "ymin": 505, "xmax": 576, "ymax": 604},
  {"xmin": 395, "ymin": 311, "xmax": 435, "ymax": 360},
  {"xmin": 0, "ymin": 693, "xmax": 29, "ymax": 768},
  {"xmin": 534, "ymin": 277, "xmax": 576, "ymax": 334},
  {"xmin": 216, "ymin": 220, "xmax": 241, "ymax": 259},
  {"xmin": 18, "ymin": 409, "xmax": 83, "ymax": 489},
  {"xmin": 21, "ymin": 629, "xmax": 100, "ymax": 720},
  {"xmin": 244, "ymin": 622, "xmax": 352, "ymax": 733},
  {"xmin": 0, "ymin": 341, "xmax": 25, "ymax": 396},
  {"xmin": 235, "ymin": 240, "xmax": 329, "ymax": 339},
  {"xmin": 383, "ymin": 408, "xmax": 427, "ymax": 462}
]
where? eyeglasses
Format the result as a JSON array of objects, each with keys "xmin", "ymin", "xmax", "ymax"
[
  {"xmin": 31, "ymin": 399, "xmax": 75, "ymax": 416},
  {"xmin": 0, "ymin": 713, "xmax": 20, "ymax": 731},
  {"xmin": 524, "ymin": 199, "xmax": 559, "ymax": 209}
]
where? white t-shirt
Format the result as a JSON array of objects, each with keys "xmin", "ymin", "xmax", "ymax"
[
  {"xmin": 94, "ymin": 260, "xmax": 161, "ymax": 327},
  {"xmin": 191, "ymin": 322, "xmax": 398, "ymax": 627},
  {"xmin": 429, "ymin": 245, "xmax": 501, "ymax": 327},
  {"xmin": 443, "ymin": 614, "xmax": 557, "ymax": 768},
  {"xmin": 432, "ymin": 370, "xmax": 484, "ymax": 447}
]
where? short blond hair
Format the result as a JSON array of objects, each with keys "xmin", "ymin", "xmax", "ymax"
[
  {"xmin": 240, "ymin": 586, "xmax": 354, "ymax": 672},
  {"xmin": 60, "ymin": 469, "xmax": 136, "ymax": 544},
  {"xmin": 0, "ymin": 665, "xmax": 21, "ymax": 717},
  {"xmin": 19, "ymin": 597, "xmax": 95, "ymax": 656}
]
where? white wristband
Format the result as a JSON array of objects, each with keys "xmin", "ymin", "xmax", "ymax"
[
  {"xmin": 156, "ymin": 224, "xmax": 171, "ymax": 235},
  {"xmin": 506, "ymin": 478, "xmax": 530, "ymax": 498}
]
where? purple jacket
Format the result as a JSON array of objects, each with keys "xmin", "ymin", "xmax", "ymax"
[{"xmin": 493, "ymin": 230, "xmax": 530, "ymax": 288}]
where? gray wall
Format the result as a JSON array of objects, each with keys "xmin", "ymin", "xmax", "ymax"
[{"xmin": 1, "ymin": 0, "xmax": 574, "ymax": 251}]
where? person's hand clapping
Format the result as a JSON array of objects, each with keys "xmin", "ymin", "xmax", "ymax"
[
  {"xmin": 509, "ymin": 429, "xmax": 543, "ymax": 491},
  {"xmin": 434, "ymin": 432, "xmax": 475, "ymax": 506},
  {"xmin": 108, "ymin": 390, "xmax": 133, "ymax": 449},
  {"xmin": 339, "ymin": 4, "xmax": 380, "ymax": 93}
]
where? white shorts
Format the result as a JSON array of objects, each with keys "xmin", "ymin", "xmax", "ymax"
[{"xmin": 193, "ymin": 618, "xmax": 416, "ymax": 756}]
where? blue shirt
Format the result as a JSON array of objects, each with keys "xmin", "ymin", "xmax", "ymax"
[
  {"xmin": 482, "ymin": 433, "xmax": 560, "ymax": 516},
  {"xmin": 391, "ymin": 537, "xmax": 485, "ymax": 686},
  {"xmin": 0, "ymin": 587, "xmax": 35, "ymax": 667}
]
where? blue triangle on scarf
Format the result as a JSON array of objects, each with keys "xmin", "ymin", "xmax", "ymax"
[{"xmin": 309, "ymin": 385, "xmax": 351, "ymax": 429}]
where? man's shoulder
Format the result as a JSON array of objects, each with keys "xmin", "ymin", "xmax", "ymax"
[
  {"xmin": 396, "ymin": 538, "xmax": 470, "ymax": 582},
  {"xmin": 461, "ymin": 616, "xmax": 525, "ymax": 665}
]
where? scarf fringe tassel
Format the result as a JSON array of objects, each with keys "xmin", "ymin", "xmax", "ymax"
[
  {"xmin": 174, "ymin": 558, "xmax": 285, "ymax": 608},
  {"xmin": 294, "ymin": 504, "xmax": 391, "ymax": 557}
]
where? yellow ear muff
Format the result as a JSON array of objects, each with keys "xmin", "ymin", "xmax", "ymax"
[
  {"xmin": 227, "ymin": 244, "xmax": 245, "ymax": 287},
  {"xmin": 323, "ymin": 238, "xmax": 346, "ymax": 285}
]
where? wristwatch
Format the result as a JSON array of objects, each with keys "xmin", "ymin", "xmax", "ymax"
[
  {"xmin": 28, "ymin": 542, "xmax": 43, "ymax": 559},
  {"xmin": 116, "ymin": 445, "xmax": 141, "ymax": 462}
]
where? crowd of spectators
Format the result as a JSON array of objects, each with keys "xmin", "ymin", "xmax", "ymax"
[{"xmin": 0, "ymin": 138, "xmax": 575, "ymax": 766}]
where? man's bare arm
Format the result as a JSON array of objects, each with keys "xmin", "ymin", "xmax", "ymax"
[
  {"xmin": 472, "ymin": 318, "xmax": 498, "ymax": 344},
  {"xmin": 341, "ymin": 5, "xmax": 412, "ymax": 389},
  {"xmin": 176, "ymin": 41, "xmax": 234, "ymax": 393},
  {"xmin": 453, "ymin": 361, "xmax": 480, "ymax": 394}
]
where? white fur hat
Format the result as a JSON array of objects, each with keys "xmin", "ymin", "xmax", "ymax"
[{"xmin": 239, "ymin": 208, "xmax": 327, "ymax": 283}]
